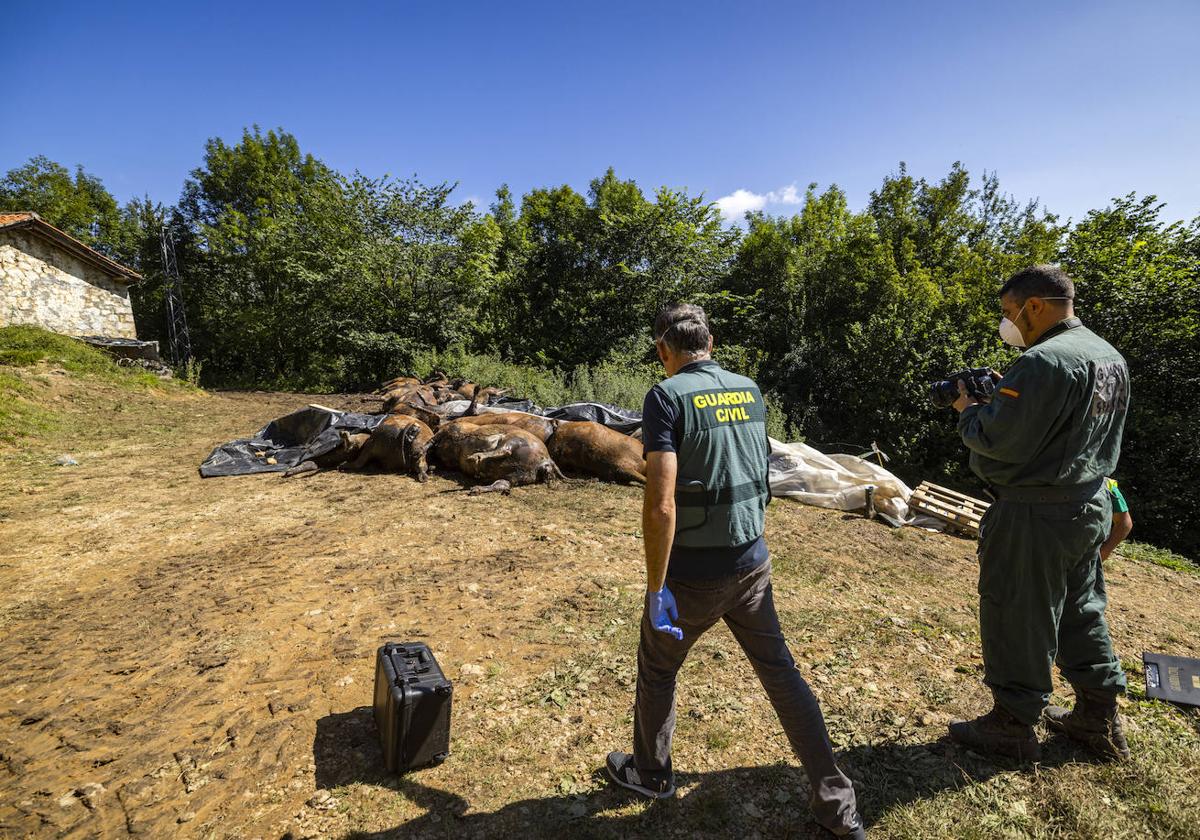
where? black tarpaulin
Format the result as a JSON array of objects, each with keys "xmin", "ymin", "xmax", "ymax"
[
  {"xmin": 199, "ymin": 405, "xmax": 386, "ymax": 477},
  {"xmin": 488, "ymin": 398, "xmax": 642, "ymax": 434}
]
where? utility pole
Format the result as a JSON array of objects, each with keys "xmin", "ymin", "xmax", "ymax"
[{"xmin": 160, "ymin": 225, "xmax": 192, "ymax": 367}]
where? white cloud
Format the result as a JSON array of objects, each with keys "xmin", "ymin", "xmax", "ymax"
[
  {"xmin": 768, "ymin": 184, "xmax": 802, "ymax": 205},
  {"xmin": 714, "ymin": 188, "xmax": 768, "ymax": 218},
  {"xmin": 714, "ymin": 183, "xmax": 803, "ymax": 222}
]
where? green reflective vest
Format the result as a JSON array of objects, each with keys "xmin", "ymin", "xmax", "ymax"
[{"xmin": 654, "ymin": 361, "xmax": 771, "ymax": 548}]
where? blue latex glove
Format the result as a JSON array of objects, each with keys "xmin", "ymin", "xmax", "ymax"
[{"xmin": 646, "ymin": 587, "xmax": 683, "ymax": 640}]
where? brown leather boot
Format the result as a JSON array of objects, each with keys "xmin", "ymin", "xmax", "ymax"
[
  {"xmin": 1043, "ymin": 687, "xmax": 1130, "ymax": 759},
  {"xmin": 949, "ymin": 702, "xmax": 1041, "ymax": 762}
]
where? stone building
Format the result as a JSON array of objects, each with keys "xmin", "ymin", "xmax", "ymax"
[{"xmin": 0, "ymin": 211, "xmax": 141, "ymax": 339}]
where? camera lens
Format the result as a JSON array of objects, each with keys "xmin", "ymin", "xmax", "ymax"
[{"xmin": 929, "ymin": 380, "xmax": 957, "ymax": 408}]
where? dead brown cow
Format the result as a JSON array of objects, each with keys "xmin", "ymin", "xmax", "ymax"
[
  {"xmin": 453, "ymin": 381, "xmax": 507, "ymax": 403},
  {"xmin": 282, "ymin": 432, "xmax": 371, "ymax": 478},
  {"xmin": 378, "ymin": 375, "xmax": 421, "ymax": 393},
  {"xmin": 342, "ymin": 415, "xmax": 434, "ymax": 481},
  {"xmin": 382, "ymin": 384, "xmax": 440, "ymax": 414},
  {"xmin": 430, "ymin": 384, "xmax": 467, "ymax": 405},
  {"xmin": 389, "ymin": 401, "xmax": 456, "ymax": 430},
  {"xmin": 443, "ymin": 412, "xmax": 559, "ymax": 443},
  {"xmin": 548, "ymin": 421, "xmax": 647, "ymax": 484},
  {"xmin": 430, "ymin": 424, "xmax": 562, "ymax": 494}
]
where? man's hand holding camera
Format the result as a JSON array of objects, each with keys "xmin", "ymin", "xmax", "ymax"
[{"xmin": 952, "ymin": 370, "xmax": 1002, "ymax": 413}]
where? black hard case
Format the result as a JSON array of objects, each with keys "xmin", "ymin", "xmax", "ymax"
[
  {"xmin": 1143, "ymin": 651, "xmax": 1200, "ymax": 707},
  {"xmin": 373, "ymin": 642, "xmax": 453, "ymax": 772}
]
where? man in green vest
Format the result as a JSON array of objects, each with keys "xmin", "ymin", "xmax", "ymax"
[
  {"xmin": 949, "ymin": 264, "xmax": 1131, "ymax": 762},
  {"xmin": 606, "ymin": 304, "xmax": 866, "ymax": 839}
]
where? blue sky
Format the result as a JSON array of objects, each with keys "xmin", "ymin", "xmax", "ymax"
[{"xmin": 3, "ymin": 0, "xmax": 1198, "ymax": 224}]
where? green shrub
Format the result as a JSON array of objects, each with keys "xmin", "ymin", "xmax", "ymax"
[
  {"xmin": 181, "ymin": 357, "xmax": 204, "ymax": 387},
  {"xmin": 410, "ymin": 346, "xmax": 571, "ymax": 406}
]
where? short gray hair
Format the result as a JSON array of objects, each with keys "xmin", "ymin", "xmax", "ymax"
[{"xmin": 653, "ymin": 303, "xmax": 711, "ymax": 355}]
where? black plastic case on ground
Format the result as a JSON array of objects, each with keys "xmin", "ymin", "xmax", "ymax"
[
  {"xmin": 1143, "ymin": 651, "xmax": 1200, "ymax": 707},
  {"xmin": 373, "ymin": 642, "xmax": 453, "ymax": 772}
]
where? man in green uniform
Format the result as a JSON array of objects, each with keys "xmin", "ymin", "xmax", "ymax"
[
  {"xmin": 606, "ymin": 303, "xmax": 866, "ymax": 838},
  {"xmin": 950, "ymin": 264, "xmax": 1131, "ymax": 762}
]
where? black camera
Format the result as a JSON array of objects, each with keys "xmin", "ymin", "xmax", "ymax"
[{"xmin": 930, "ymin": 368, "xmax": 997, "ymax": 408}]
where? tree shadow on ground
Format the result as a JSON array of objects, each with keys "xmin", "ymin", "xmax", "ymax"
[{"xmin": 314, "ymin": 707, "xmax": 1106, "ymax": 839}]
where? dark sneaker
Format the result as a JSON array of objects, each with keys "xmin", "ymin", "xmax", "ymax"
[
  {"xmin": 1044, "ymin": 687, "xmax": 1130, "ymax": 760},
  {"xmin": 949, "ymin": 704, "xmax": 1041, "ymax": 762},
  {"xmin": 605, "ymin": 752, "xmax": 675, "ymax": 799}
]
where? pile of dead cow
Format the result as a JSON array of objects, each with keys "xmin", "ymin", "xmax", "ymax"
[{"xmin": 202, "ymin": 372, "xmax": 648, "ymax": 495}]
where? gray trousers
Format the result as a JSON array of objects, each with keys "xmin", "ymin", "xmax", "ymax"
[{"xmin": 633, "ymin": 560, "xmax": 860, "ymax": 834}]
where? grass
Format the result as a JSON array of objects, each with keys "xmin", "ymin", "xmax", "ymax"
[
  {"xmin": 0, "ymin": 370, "xmax": 59, "ymax": 443},
  {"xmin": 1, "ymin": 324, "xmax": 127, "ymax": 378},
  {"xmin": 1117, "ymin": 541, "xmax": 1200, "ymax": 575},
  {"xmin": 0, "ymin": 325, "xmax": 191, "ymax": 443},
  {"xmin": 3, "ymin": 336, "xmax": 1197, "ymax": 838}
]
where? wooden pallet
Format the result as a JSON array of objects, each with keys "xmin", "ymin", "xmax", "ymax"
[{"xmin": 910, "ymin": 481, "xmax": 990, "ymax": 537}]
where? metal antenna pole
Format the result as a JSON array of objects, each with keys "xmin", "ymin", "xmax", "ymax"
[{"xmin": 160, "ymin": 226, "xmax": 192, "ymax": 366}]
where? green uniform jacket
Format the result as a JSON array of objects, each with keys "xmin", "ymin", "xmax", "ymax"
[{"xmin": 958, "ymin": 318, "xmax": 1130, "ymax": 488}]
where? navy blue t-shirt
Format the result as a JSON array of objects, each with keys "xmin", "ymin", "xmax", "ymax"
[{"xmin": 642, "ymin": 361, "xmax": 769, "ymax": 581}]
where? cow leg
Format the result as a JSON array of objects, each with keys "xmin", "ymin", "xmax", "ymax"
[
  {"xmin": 282, "ymin": 461, "xmax": 319, "ymax": 478},
  {"xmin": 468, "ymin": 480, "xmax": 512, "ymax": 496},
  {"xmin": 344, "ymin": 439, "xmax": 376, "ymax": 471},
  {"xmin": 467, "ymin": 439, "xmax": 514, "ymax": 465},
  {"xmin": 537, "ymin": 462, "xmax": 566, "ymax": 483}
]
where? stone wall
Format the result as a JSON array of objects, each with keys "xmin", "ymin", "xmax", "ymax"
[{"xmin": 0, "ymin": 229, "xmax": 137, "ymax": 339}]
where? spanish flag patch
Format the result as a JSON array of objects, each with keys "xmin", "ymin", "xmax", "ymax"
[{"xmin": 999, "ymin": 387, "xmax": 1020, "ymax": 399}]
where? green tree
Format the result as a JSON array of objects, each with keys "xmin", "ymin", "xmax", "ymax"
[
  {"xmin": 728, "ymin": 164, "xmax": 1062, "ymax": 478},
  {"xmin": 0, "ymin": 155, "xmax": 130, "ymax": 257},
  {"xmin": 176, "ymin": 127, "xmax": 486, "ymax": 388},
  {"xmin": 114, "ymin": 197, "xmax": 174, "ymax": 347},
  {"xmin": 1062, "ymin": 194, "xmax": 1200, "ymax": 556},
  {"xmin": 491, "ymin": 169, "xmax": 737, "ymax": 369}
]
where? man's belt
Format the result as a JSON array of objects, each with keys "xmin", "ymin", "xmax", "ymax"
[
  {"xmin": 991, "ymin": 477, "xmax": 1107, "ymax": 504},
  {"xmin": 675, "ymin": 479, "xmax": 767, "ymax": 507}
]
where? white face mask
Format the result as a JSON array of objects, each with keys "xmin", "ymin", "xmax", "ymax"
[
  {"xmin": 999, "ymin": 297, "xmax": 1070, "ymax": 348},
  {"xmin": 999, "ymin": 304, "xmax": 1028, "ymax": 347}
]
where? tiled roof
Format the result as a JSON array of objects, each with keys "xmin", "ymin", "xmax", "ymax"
[{"xmin": 0, "ymin": 211, "xmax": 140, "ymax": 282}]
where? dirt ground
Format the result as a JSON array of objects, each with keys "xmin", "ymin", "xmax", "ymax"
[{"xmin": 1, "ymin": 379, "xmax": 1198, "ymax": 839}]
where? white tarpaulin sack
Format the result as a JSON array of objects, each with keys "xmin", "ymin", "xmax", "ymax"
[{"xmin": 767, "ymin": 438, "xmax": 913, "ymax": 523}]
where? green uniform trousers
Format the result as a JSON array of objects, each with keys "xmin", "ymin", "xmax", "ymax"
[{"xmin": 977, "ymin": 488, "xmax": 1127, "ymax": 724}]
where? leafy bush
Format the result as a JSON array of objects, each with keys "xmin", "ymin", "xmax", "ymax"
[{"xmin": 409, "ymin": 346, "xmax": 571, "ymax": 406}]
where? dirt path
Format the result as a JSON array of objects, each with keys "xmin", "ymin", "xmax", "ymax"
[{"xmin": 1, "ymin": 382, "xmax": 1198, "ymax": 839}]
